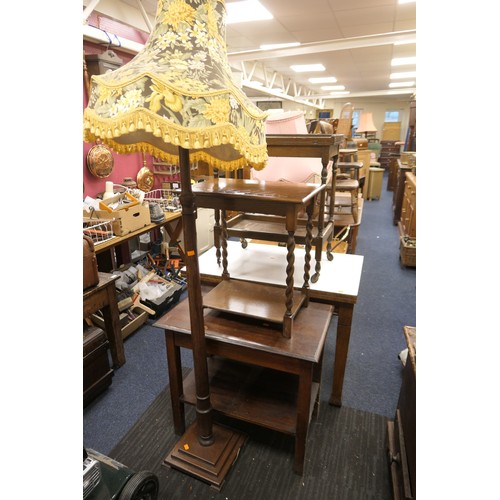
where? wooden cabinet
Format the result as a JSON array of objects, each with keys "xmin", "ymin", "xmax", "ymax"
[
  {"xmin": 83, "ymin": 325, "xmax": 114, "ymax": 407},
  {"xmin": 406, "ymin": 100, "xmax": 416, "ymax": 152},
  {"xmin": 379, "ymin": 140, "xmax": 401, "ymax": 171},
  {"xmin": 393, "ymin": 160, "xmax": 413, "ymax": 226},
  {"xmin": 387, "ymin": 156, "xmax": 399, "ymax": 192},
  {"xmin": 387, "ymin": 326, "xmax": 416, "ymax": 500},
  {"xmin": 399, "ymin": 173, "xmax": 416, "ymax": 239}
]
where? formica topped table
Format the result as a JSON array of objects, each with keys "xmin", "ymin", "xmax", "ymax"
[{"xmin": 194, "ymin": 240, "xmax": 364, "ymax": 406}]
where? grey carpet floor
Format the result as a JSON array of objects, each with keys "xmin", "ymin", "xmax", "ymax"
[{"xmin": 109, "ymin": 371, "xmax": 393, "ymax": 499}]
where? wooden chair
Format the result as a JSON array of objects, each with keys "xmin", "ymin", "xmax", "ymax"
[
  {"xmin": 331, "ymin": 161, "xmax": 363, "ymax": 225},
  {"xmin": 336, "ymin": 103, "xmax": 354, "ymax": 146}
]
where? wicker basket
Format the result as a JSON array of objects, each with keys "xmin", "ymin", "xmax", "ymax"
[{"xmin": 400, "ymin": 237, "xmax": 416, "ymax": 267}]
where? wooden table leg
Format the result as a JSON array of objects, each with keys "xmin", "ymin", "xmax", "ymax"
[
  {"xmin": 329, "ymin": 303, "xmax": 354, "ymax": 406},
  {"xmin": 102, "ymin": 285, "xmax": 125, "ymax": 368},
  {"xmin": 163, "ymin": 217, "xmax": 185, "ymax": 260},
  {"xmin": 165, "ymin": 331, "xmax": 186, "ymax": 435},
  {"xmin": 349, "ymin": 225, "xmax": 359, "ymax": 254},
  {"xmin": 294, "ymin": 366, "xmax": 313, "ymax": 475}
]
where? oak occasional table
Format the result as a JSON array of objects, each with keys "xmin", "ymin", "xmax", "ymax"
[
  {"xmin": 192, "ymin": 177, "xmax": 325, "ymax": 338},
  {"xmin": 83, "ymin": 271, "xmax": 125, "ymax": 368},
  {"xmin": 194, "ymin": 240, "xmax": 364, "ymax": 407},
  {"xmin": 154, "ymin": 292, "xmax": 333, "ymax": 475}
]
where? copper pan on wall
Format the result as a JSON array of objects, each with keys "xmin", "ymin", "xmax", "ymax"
[{"xmin": 86, "ymin": 143, "xmax": 114, "ymax": 178}]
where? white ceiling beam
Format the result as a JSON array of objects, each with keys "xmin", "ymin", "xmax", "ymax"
[
  {"xmin": 228, "ymin": 30, "xmax": 416, "ymax": 63},
  {"xmin": 321, "ymin": 88, "xmax": 416, "ymax": 99}
]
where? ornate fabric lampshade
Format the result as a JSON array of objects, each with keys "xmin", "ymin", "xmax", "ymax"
[
  {"xmin": 356, "ymin": 112, "xmax": 377, "ymax": 134},
  {"xmin": 83, "ymin": 0, "xmax": 268, "ymax": 172},
  {"xmin": 83, "ymin": 1, "xmax": 270, "ymax": 488}
]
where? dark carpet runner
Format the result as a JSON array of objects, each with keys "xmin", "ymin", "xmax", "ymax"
[{"xmin": 110, "ymin": 372, "xmax": 392, "ymax": 500}]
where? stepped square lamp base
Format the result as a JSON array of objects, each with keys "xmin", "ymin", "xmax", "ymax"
[{"xmin": 164, "ymin": 420, "xmax": 247, "ymax": 491}]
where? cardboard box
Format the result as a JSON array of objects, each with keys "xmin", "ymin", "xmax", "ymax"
[{"xmin": 84, "ymin": 193, "xmax": 151, "ymax": 236}]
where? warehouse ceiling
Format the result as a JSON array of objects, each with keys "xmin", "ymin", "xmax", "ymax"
[{"xmin": 82, "ymin": 0, "xmax": 416, "ymax": 107}]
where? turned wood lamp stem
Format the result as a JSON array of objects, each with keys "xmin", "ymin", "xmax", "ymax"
[{"xmin": 178, "ymin": 146, "xmax": 214, "ymax": 446}]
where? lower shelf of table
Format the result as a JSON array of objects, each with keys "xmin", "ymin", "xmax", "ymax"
[
  {"xmin": 224, "ymin": 213, "xmax": 334, "ymax": 245},
  {"xmin": 180, "ymin": 357, "xmax": 319, "ymax": 436},
  {"xmin": 203, "ymin": 279, "xmax": 306, "ymax": 326}
]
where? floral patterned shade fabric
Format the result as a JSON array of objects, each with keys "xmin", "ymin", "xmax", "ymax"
[{"xmin": 83, "ymin": 0, "xmax": 268, "ymax": 171}]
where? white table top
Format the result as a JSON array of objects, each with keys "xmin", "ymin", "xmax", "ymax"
[{"xmin": 195, "ymin": 240, "xmax": 364, "ymax": 305}]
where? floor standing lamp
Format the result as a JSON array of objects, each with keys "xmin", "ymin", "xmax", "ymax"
[
  {"xmin": 356, "ymin": 112, "xmax": 377, "ymax": 139},
  {"xmin": 83, "ymin": 0, "xmax": 268, "ymax": 489}
]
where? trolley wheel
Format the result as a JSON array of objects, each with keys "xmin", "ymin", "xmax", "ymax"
[
  {"xmin": 311, "ymin": 273, "xmax": 319, "ymax": 284},
  {"xmin": 119, "ymin": 470, "xmax": 159, "ymax": 500},
  {"xmin": 327, "ymin": 251, "xmax": 334, "ymax": 261},
  {"xmin": 241, "ymin": 238, "xmax": 248, "ymax": 249}
]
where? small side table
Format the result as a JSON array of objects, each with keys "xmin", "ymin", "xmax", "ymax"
[
  {"xmin": 155, "ymin": 291, "xmax": 334, "ymax": 475},
  {"xmin": 83, "ymin": 272, "xmax": 125, "ymax": 368}
]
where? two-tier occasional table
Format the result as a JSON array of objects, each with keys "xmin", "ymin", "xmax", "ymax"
[{"xmin": 191, "ymin": 177, "xmax": 325, "ymax": 338}]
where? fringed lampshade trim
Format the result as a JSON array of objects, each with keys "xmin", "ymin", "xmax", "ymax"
[{"xmin": 83, "ymin": 107, "xmax": 268, "ymax": 171}]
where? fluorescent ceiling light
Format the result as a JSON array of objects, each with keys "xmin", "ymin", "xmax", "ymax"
[
  {"xmin": 226, "ymin": 1, "xmax": 273, "ymax": 24},
  {"xmin": 389, "ymin": 81, "xmax": 415, "ymax": 88},
  {"xmin": 291, "ymin": 64, "xmax": 325, "ymax": 73},
  {"xmin": 309, "ymin": 76, "xmax": 337, "ymax": 83},
  {"xmin": 391, "ymin": 57, "xmax": 416, "ymax": 66},
  {"xmin": 321, "ymin": 85, "xmax": 345, "ymax": 91},
  {"xmin": 387, "ymin": 89, "xmax": 415, "ymax": 95},
  {"xmin": 394, "ymin": 40, "xmax": 416, "ymax": 45},
  {"xmin": 260, "ymin": 42, "xmax": 300, "ymax": 50},
  {"xmin": 330, "ymin": 91, "xmax": 350, "ymax": 96},
  {"xmin": 398, "ymin": 0, "xmax": 416, "ymax": 4},
  {"xmin": 390, "ymin": 71, "xmax": 416, "ymax": 79}
]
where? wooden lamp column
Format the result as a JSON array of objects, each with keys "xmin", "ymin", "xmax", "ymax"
[{"xmin": 163, "ymin": 147, "xmax": 247, "ymax": 490}]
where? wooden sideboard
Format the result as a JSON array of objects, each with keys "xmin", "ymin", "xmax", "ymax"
[
  {"xmin": 387, "ymin": 326, "xmax": 416, "ymax": 500},
  {"xmin": 399, "ymin": 172, "xmax": 416, "ymax": 239},
  {"xmin": 392, "ymin": 160, "xmax": 413, "ymax": 226}
]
